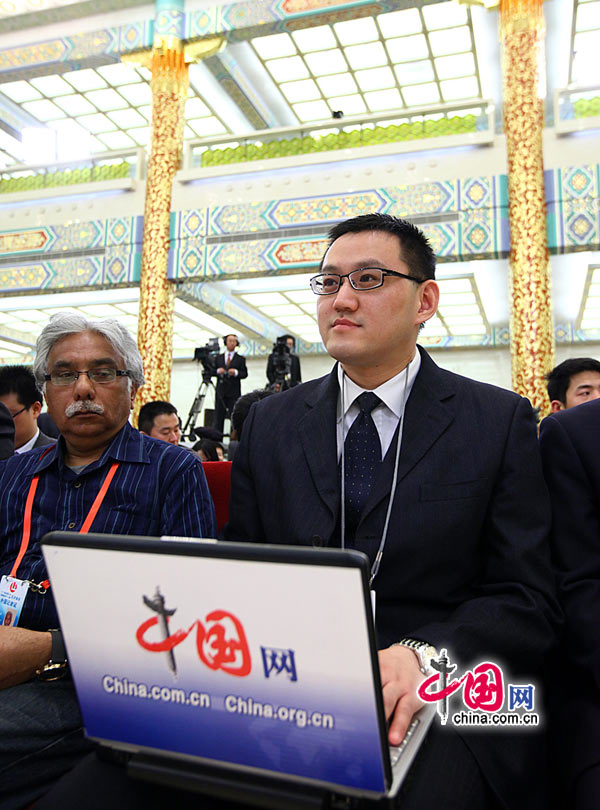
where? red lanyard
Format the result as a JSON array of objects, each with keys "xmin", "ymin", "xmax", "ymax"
[{"xmin": 9, "ymin": 461, "xmax": 120, "ymax": 581}]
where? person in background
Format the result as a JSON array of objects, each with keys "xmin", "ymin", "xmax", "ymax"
[
  {"xmin": 546, "ymin": 357, "xmax": 600, "ymax": 412},
  {"xmin": 138, "ymin": 400, "xmax": 181, "ymax": 445},
  {"xmin": 213, "ymin": 335, "xmax": 247, "ymax": 434},
  {"xmin": 0, "ymin": 365, "xmax": 54, "ymax": 453}
]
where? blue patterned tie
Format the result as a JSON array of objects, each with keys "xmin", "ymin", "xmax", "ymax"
[{"xmin": 344, "ymin": 392, "xmax": 382, "ymax": 536}]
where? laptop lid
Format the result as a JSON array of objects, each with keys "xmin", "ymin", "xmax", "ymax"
[{"xmin": 42, "ymin": 533, "xmax": 393, "ymax": 799}]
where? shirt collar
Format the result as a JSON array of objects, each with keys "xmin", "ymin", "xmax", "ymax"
[
  {"xmin": 30, "ymin": 420, "xmax": 148, "ymax": 476},
  {"xmin": 15, "ymin": 428, "xmax": 39, "ymax": 454},
  {"xmin": 337, "ymin": 349, "xmax": 422, "ymax": 419}
]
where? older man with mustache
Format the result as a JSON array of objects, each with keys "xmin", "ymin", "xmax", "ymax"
[{"xmin": 0, "ymin": 313, "xmax": 216, "ymax": 809}]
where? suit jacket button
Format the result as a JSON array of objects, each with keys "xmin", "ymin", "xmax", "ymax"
[{"xmin": 311, "ymin": 535, "xmax": 323, "ymax": 547}]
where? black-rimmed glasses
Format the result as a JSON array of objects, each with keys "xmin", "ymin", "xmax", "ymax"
[
  {"xmin": 44, "ymin": 368, "xmax": 132, "ymax": 386},
  {"xmin": 310, "ymin": 267, "xmax": 424, "ymax": 295}
]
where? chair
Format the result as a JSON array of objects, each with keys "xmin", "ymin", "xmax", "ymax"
[{"xmin": 201, "ymin": 461, "xmax": 232, "ymax": 535}]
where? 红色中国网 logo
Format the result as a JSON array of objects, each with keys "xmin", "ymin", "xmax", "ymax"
[
  {"xmin": 417, "ymin": 649, "xmax": 539, "ymax": 728},
  {"xmin": 135, "ymin": 586, "xmax": 298, "ymax": 684}
]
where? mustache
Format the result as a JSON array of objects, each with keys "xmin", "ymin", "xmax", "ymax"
[{"xmin": 65, "ymin": 401, "xmax": 105, "ymax": 418}]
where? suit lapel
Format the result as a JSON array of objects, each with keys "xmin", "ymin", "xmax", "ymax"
[
  {"xmin": 298, "ymin": 368, "xmax": 340, "ymax": 522},
  {"xmin": 361, "ymin": 348, "xmax": 456, "ymax": 519}
]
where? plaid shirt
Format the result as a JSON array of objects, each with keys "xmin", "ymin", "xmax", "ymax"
[{"xmin": 0, "ymin": 421, "xmax": 216, "ymax": 630}]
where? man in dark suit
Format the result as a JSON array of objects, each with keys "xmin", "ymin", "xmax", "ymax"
[
  {"xmin": 213, "ymin": 334, "xmax": 247, "ymax": 434},
  {"xmin": 539, "ymin": 399, "xmax": 600, "ymax": 808},
  {"xmin": 0, "ymin": 365, "xmax": 53, "ymax": 454},
  {"xmin": 0, "ymin": 401, "xmax": 14, "ymax": 459},
  {"xmin": 224, "ymin": 214, "xmax": 560, "ymax": 809},
  {"xmin": 266, "ymin": 334, "xmax": 302, "ymax": 390}
]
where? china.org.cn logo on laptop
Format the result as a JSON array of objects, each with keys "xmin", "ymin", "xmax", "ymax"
[
  {"xmin": 417, "ymin": 649, "xmax": 539, "ymax": 728},
  {"xmin": 135, "ymin": 586, "xmax": 251, "ymax": 679}
]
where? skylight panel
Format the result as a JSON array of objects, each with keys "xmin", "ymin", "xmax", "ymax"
[
  {"xmin": 137, "ymin": 105, "xmax": 152, "ymax": 121},
  {"xmin": 576, "ymin": 1, "xmax": 600, "ymax": 30},
  {"xmin": 117, "ymin": 83, "xmax": 152, "ymax": 106},
  {"xmin": 377, "ymin": 8, "xmax": 422, "ymax": 38},
  {"xmin": 128, "ymin": 127, "xmax": 150, "ymax": 146},
  {"xmin": 345, "ymin": 42, "xmax": 388, "ymax": 70},
  {"xmin": 266, "ymin": 56, "xmax": 309, "ymax": 83},
  {"xmin": 96, "ymin": 63, "xmax": 142, "ymax": 86},
  {"xmin": 241, "ymin": 292, "xmax": 288, "ymax": 306},
  {"xmin": 286, "ymin": 290, "xmax": 315, "ymax": 304},
  {"xmin": 85, "ymin": 88, "xmax": 129, "ymax": 111},
  {"xmin": 327, "ymin": 94, "xmax": 367, "ymax": 115},
  {"xmin": 438, "ymin": 278, "xmax": 473, "ymax": 293},
  {"xmin": 440, "ymin": 76, "xmax": 479, "ymax": 101},
  {"xmin": 262, "ymin": 305, "xmax": 304, "ymax": 318},
  {"xmin": 106, "ymin": 108, "xmax": 147, "ymax": 128},
  {"xmin": 77, "ymin": 113, "xmax": 117, "ymax": 134},
  {"xmin": 292, "ymin": 25, "xmax": 336, "ymax": 53},
  {"xmin": 435, "ymin": 52, "xmax": 475, "ymax": 80},
  {"xmin": 21, "ymin": 99, "xmax": 66, "ymax": 121},
  {"xmin": 395, "ymin": 60, "xmax": 435, "ymax": 85},
  {"xmin": 280, "ymin": 79, "xmax": 320, "ymax": 103},
  {"xmin": 0, "ymin": 81, "xmax": 42, "ymax": 103},
  {"xmin": 97, "ymin": 131, "xmax": 135, "ymax": 149},
  {"xmin": 0, "ymin": 341, "xmax": 30, "ymax": 355},
  {"xmin": 304, "ymin": 49, "xmax": 348, "ymax": 76},
  {"xmin": 30, "ymin": 75, "xmax": 73, "ymax": 97},
  {"xmin": 185, "ymin": 97, "xmax": 211, "ymax": 118},
  {"xmin": 386, "ymin": 34, "xmax": 429, "ymax": 63},
  {"xmin": 401, "ymin": 83, "xmax": 440, "ymax": 105},
  {"xmin": 188, "ymin": 117, "xmax": 227, "ymax": 136},
  {"xmin": 334, "ymin": 17, "xmax": 379, "ymax": 46},
  {"xmin": 364, "ymin": 87, "xmax": 403, "ymax": 111},
  {"xmin": 317, "ymin": 73, "xmax": 358, "ymax": 97},
  {"xmin": 448, "ymin": 324, "xmax": 486, "ymax": 335},
  {"xmin": 439, "ymin": 292, "xmax": 477, "ymax": 305},
  {"xmin": 78, "ymin": 304, "xmax": 122, "ymax": 317},
  {"xmin": 293, "ymin": 99, "xmax": 330, "ymax": 121},
  {"xmin": 355, "ymin": 66, "xmax": 395, "ymax": 91},
  {"xmin": 429, "ymin": 27, "xmax": 472, "ymax": 56},
  {"xmin": 62, "ymin": 69, "xmax": 107, "ymax": 92},
  {"xmin": 252, "ymin": 33, "xmax": 296, "ymax": 60},
  {"xmin": 54, "ymin": 95, "xmax": 96, "ymax": 116},
  {"xmin": 422, "ymin": 1, "xmax": 468, "ymax": 31}
]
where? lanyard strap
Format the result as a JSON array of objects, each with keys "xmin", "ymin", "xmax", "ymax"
[{"xmin": 10, "ymin": 461, "xmax": 120, "ymax": 580}]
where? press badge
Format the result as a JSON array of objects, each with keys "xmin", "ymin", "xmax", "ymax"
[{"xmin": 0, "ymin": 576, "xmax": 29, "ymax": 627}]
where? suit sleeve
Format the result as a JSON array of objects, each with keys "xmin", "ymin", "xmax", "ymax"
[
  {"xmin": 221, "ymin": 404, "xmax": 264, "ymax": 542},
  {"xmin": 237, "ymin": 355, "xmax": 248, "ymax": 381},
  {"xmin": 539, "ymin": 413, "xmax": 600, "ymax": 688},
  {"xmin": 409, "ymin": 397, "xmax": 561, "ymax": 670}
]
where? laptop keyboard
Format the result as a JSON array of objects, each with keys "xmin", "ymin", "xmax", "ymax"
[{"xmin": 389, "ymin": 717, "xmax": 420, "ymax": 767}]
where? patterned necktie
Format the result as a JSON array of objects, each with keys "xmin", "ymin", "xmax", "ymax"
[{"xmin": 344, "ymin": 392, "xmax": 382, "ymax": 536}]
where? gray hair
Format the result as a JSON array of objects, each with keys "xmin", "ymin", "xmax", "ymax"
[{"xmin": 33, "ymin": 312, "xmax": 145, "ymax": 389}]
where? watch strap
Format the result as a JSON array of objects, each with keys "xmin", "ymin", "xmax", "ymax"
[{"xmin": 393, "ymin": 638, "xmax": 438, "ymax": 674}]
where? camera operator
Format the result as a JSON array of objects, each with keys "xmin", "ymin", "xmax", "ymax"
[
  {"xmin": 214, "ymin": 334, "xmax": 247, "ymax": 433},
  {"xmin": 266, "ymin": 334, "xmax": 302, "ymax": 392}
]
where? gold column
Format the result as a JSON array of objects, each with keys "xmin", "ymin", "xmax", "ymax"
[
  {"xmin": 134, "ymin": 45, "xmax": 188, "ymax": 417},
  {"xmin": 500, "ymin": 0, "xmax": 554, "ymax": 415}
]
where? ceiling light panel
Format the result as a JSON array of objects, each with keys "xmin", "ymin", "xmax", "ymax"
[
  {"xmin": 85, "ymin": 89, "xmax": 129, "ymax": 111},
  {"xmin": 30, "ymin": 75, "xmax": 74, "ymax": 96},
  {"xmin": 96, "ymin": 63, "xmax": 142, "ymax": 86},
  {"xmin": 292, "ymin": 26, "xmax": 337, "ymax": 52},
  {"xmin": 117, "ymin": 83, "xmax": 152, "ymax": 106},
  {"xmin": 246, "ymin": 2, "xmax": 482, "ymax": 124},
  {"xmin": 0, "ymin": 81, "xmax": 42, "ymax": 103},
  {"xmin": 54, "ymin": 95, "xmax": 96, "ymax": 116},
  {"xmin": 22, "ymin": 100, "xmax": 66, "ymax": 121},
  {"xmin": 63, "ymin": 69, "xmax": 107, "ymax": 92}
]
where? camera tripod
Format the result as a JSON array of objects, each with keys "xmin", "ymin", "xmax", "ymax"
[{"xmin": 182, "ymin": 372, "xmax": 224, "ymax": 441}]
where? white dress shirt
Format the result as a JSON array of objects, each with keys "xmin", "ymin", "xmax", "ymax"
[
  {"xmin": 336, "ymin": 350, "xmax": 421, "ymax": 460},
  {"xmin": 15, "ymin": 427, "xmax": 39, "ymax": 454}
]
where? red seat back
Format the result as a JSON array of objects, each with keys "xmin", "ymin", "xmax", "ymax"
[{"xmin": 201, "ymin": 461, "xmax": 232, "ymax": 535}]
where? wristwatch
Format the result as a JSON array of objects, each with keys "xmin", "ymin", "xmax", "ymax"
[
  {"xmin": 393, "ymin": 638, "xmax": 438, "ymax": 675},
  {"xmin": 36, "ymin": 629, "xmax": 68, "ymax": 681}
]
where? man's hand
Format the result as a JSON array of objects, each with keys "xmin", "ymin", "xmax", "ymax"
[
  {"xmin": 228, "ymin": 368, "xmax": 237, "ymax": 376},
  {"xmin": 0, "ymin": 627, "xmax": 52, "ymax": 689},
  {"xmin": 378, "ymin": 644, "xmax": 426, "ymax": 746},
  {"xmin": 216, "ymin": 367, "xmax": 226, "ymax": 375}
]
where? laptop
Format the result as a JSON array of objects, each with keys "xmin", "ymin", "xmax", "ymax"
[{"xmin": 41, "ymin": 532, "xmax": 435, "ymax": 809}]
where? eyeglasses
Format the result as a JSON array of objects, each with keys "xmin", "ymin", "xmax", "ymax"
[
  {"xmin": 9, "ymin": 406, "xmax": 27, "ymax": 419},
  {"xmin": 44, "ymin": 368, "xmax": 132, "ymax": 386},
  {"xmin": 309, "ymin": 267, "xmax": 424, "ymax": 295}
]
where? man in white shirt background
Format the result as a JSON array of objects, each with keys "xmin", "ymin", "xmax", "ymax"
[{"xmin": 0, "ymin": 365, "xmax": 53, "ymax": 454}]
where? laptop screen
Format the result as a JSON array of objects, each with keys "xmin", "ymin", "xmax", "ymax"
[{"xmin": 42, "ymin": 534, "xmax": 390, "ymax": 796}]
